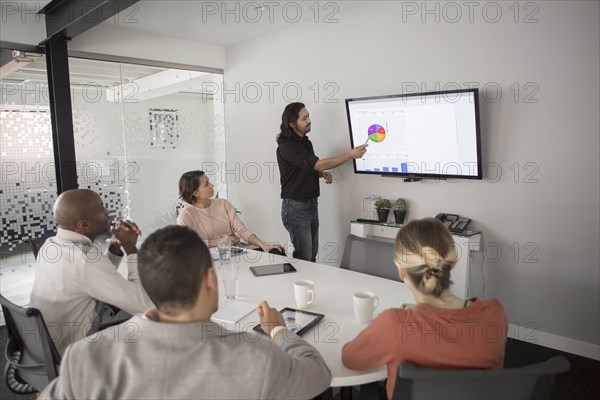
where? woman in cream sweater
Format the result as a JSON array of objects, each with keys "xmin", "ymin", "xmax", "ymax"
[{"xmin": 177, "ymin": 170, "xmax": 284, "ymax": 254}]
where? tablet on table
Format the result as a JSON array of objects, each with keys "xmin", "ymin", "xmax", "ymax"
[{"xmin": 253, "ymin": 307, "xmax": 324, "ymax": 336}]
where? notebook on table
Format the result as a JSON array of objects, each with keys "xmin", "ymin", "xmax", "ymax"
[{"xmin": 211, "ymin": 301, "xmax": 257, "ymax": 324}]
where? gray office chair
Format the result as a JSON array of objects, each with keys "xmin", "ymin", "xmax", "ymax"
[
  {"xmin": 340, "ymin": 234, "xmax": 401, "ymax": 282},
  {"xmin": 1, "ymin": 293, "xmax": 61, "ymax": 394},
  {"xmin": 393, "ymin": 356, "xmax": 570, "ymax": 400}
]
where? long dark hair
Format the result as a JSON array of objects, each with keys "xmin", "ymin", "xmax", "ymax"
[{"xmin": 276, "ymin": 102, "xmax": 305, "ymax": 144}]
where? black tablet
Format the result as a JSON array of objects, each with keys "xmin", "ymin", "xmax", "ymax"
[
  {"xmin": 253, "ymin": 308, "xmax": 325, "ymax": 336},
  {"xmin": 230, "ymin": 247, "xmax": 245, "ymax": 255},
  {"xmin": 249, "ymin": 263, "xmax": 297, "ymax": 277}
]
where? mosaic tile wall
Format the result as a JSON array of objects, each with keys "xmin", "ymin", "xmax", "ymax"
[
  {"xmin": 1, "ymin": 180, "xmax": 57, "ymax": 251},
  {"xmin": 0, "ymin": 107, "xmax": 125, "ymax": 251},
  {"xmin": 1, "ymin": 107, "xmax": 56, "ymax": 251},
  {"xmin": 2, "ymin": 74, "xmax": 225, "ymax": 251}
]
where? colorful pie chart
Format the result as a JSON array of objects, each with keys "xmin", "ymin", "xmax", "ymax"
[{"xmin": 367, "ymin": 124, "xmax": 386, "ymax": 143}]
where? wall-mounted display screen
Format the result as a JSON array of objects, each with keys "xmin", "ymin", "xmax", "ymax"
[{"xmin": 346, "ymin": 88, "xmax": 482, "ymax": 180}]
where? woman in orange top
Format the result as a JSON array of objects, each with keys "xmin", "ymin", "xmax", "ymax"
[{"xmin": 342, "ymin": 218, "xmax": 507, "ymax": 399}]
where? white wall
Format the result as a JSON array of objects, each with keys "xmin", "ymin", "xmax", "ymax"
[{"xmin": 224, "ymin": 1, "xmax": 600, "ymax": 356}]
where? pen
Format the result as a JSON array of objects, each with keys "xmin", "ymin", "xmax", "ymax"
[{"xmin": 364, "ymin": 137, "xmax": 370, "ymax": 145}]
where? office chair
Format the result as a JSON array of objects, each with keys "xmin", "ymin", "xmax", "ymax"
[
  {"xmin": 340, "ymin": 234, "xmax": 401, "ymax": 282},
  {"xmin": 393, "ymin": 356, "xmax": 570, "ymax": 400},
  {"xmin": 1, "ymin": 294, "xmax": 61, "ymax": 394},
  {"xmin": 27, "ymin": 232, "xmax": 56, "ymax": 259}
]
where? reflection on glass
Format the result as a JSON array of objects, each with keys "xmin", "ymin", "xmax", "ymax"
[
  {"xmin": 69, "ymin": 58, "xmax": 225, "ymax": 237},
  {"xmin": 1, "ymin": 54, "xmax": 225, "ymax": 256}
]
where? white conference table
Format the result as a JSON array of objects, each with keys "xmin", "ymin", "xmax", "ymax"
[{"xmin": 213, "ymin": 250, "xmax": 414, "ymax": 388}]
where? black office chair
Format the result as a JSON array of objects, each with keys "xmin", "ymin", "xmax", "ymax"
[
  {"xmin": 1, "ymin": 294, "xmax": 61, "ymax": 394},
  {"xmin": 27, "ymin": 232, "xmax": 56, "ymax": 259},
  {"xmin": 340, "ymin": 234, "xmax": 401, "ymax": 282},
  {"xmin": 393, "ymin": 356, "xmax": 570, "ymax": 399}
]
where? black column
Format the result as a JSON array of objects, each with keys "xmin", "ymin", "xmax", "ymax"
[
  {"xmin": 44, "ymin": 36, "xmax": 78, "ymax": 192},
  {"xmin": 39, "ymin": 0, "xmax": 141, "ymax": 193},
  {"xmin": 41, "ymin": 0, "xmax": 140, "ymax": 39}
]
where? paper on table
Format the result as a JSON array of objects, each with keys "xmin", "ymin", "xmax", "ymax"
[{"xmin": 211, "ymin": 301, "xmax": 257, "ymax": 324}]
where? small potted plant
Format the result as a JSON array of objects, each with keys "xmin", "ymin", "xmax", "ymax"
[
  {"xmin": 393, "ymin": 198, "xmax": 407, "ymax": 224},
  {"xmin": 374, "ymin": 198, "xmax": 392, "ymax": 223}
]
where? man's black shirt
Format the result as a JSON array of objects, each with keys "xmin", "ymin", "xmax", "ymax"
[{"xmin": 277, "ymin": 135, "xmax": 320, "ymax": 200}]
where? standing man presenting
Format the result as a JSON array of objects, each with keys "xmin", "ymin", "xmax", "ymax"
[{"xmin": 276, "ymin": 102, "xmax": 367, "ymax": 262}]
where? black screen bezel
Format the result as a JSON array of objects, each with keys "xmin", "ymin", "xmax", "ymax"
[{"xmin": 345, "ymin": 88, "xmax": 482, "ymax": 180}]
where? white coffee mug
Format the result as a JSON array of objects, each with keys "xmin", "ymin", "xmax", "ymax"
[
  {"xmin": 294, "ymin": 280, "xmax": 315, "ymax": 309},
  {"xmin": 353, "ymin": 291, "xmax": 379, "ymax": 324}
]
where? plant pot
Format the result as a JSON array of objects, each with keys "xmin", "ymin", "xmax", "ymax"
[
  {"xmin": 376, "ymin": 209, "xmax": 390, "ymax": 223},
  {"xmin": 393, "ymin": 210, "xmax": 407, "ymax": 224}
]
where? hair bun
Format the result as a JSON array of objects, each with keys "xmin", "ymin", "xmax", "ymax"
[{"xmin": 425, "ymin": 268, "xmax": 441, "ymax": 279}]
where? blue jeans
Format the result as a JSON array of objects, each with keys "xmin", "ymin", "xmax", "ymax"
[{"xmin": 281, "ymin": 199, "xmax": 319, "ymax": 262}]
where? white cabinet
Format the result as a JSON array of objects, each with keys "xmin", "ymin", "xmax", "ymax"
[{"xmin": 350, "ymin": 222, "xmax": 482, "ymax": 299}]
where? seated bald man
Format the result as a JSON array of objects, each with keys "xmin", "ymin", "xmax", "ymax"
[{"xmin": 29, "ymin": 189, "xmax": 153, "ymax": 354}]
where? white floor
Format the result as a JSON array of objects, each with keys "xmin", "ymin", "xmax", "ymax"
[{"xmin": 0, "ymin": 243, "xmax": 37, "ymax": 325}]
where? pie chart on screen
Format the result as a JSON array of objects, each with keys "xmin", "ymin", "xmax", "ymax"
[{"xmin": 367, "ymin": 124, "xmax": 386, "ymax": 143}]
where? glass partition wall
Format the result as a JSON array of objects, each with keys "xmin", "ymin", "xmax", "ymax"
[
  {"xmin": 1, "ymin": 51, "xmax": 54, "ymax": 308},
  {"xmin": 69, "ymin": 58, "xmax": 225, "ymax": 236},
  {"xmin": 1, "ymin": 53, "xmax": 55, "ymax": 254},
  {"xmin": 0, "ymin": 53, "xmax": 225, "ymax": 308}
]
